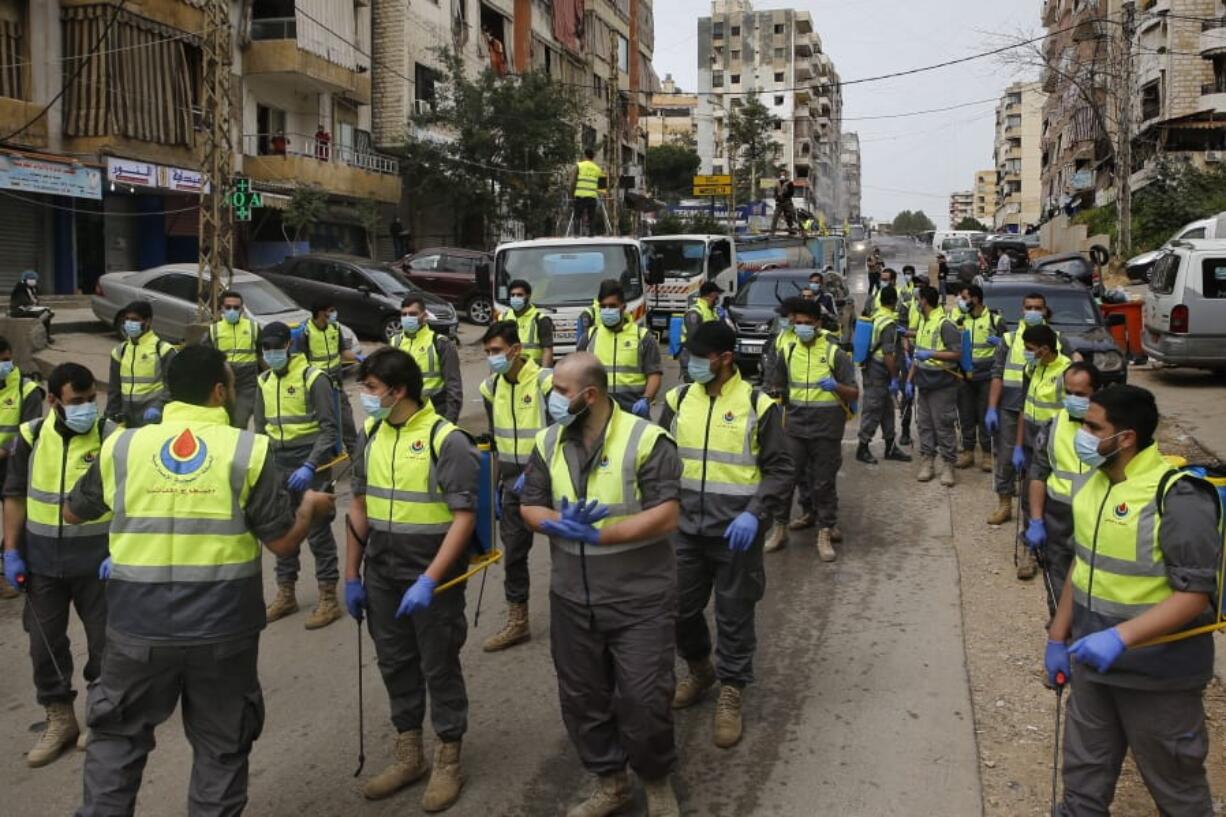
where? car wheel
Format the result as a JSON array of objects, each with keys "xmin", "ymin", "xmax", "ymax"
[
  {"xmin": 382, "ymin": 315, "xmax": 401, "ymax": 342},
  {"xmin": 467, "ymin": 295, "xmax": 494, "ymax": 326}
]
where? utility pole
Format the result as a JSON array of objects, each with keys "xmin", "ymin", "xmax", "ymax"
[
  {"xmin": 1116, "ymin": 1, "xmax": 1136, "ymax": 258},
  {"xmin": 607, "ymin": 30, "xmax": 621, "ymax": 234},
  {"xmin": 197, "ymin": 0, "xmax": 235, "ymax": 320}
]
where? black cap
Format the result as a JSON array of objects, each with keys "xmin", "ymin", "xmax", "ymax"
[
  {"xmin": 686, "ymin": 321, "xmax": 735, "ymax": 356},
  {"xmin": 262, "ymin": 321, "xmax": 292, "ymax": 347},
  {"xmin": 699, "ymin": 281, "xmax": 723, "ymax": 296}
]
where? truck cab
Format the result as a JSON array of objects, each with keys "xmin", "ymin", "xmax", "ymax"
[{"xmin": 639, "ymin": 234, "xmax": 736, "ymax": 333}]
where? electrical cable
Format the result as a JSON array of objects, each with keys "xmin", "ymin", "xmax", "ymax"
[{"xmin": 0, "ymin": 188, "xmax": 201, "ymax": 217}]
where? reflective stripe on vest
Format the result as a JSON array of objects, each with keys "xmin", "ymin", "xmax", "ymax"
[
  {"xmin": 0, "ymin": 372, "xmax": 39, "ymax": 446},
  {"xmin": 958, "ymin": 310, "xmax": 997, "ymax": 360},
  {"xmin": 869, "ymin": 309, "xmax": 897, "ymax": 362},
  {"xmin": 574, "ymin": 160, "xmax": 601, "ymax": 198},
  {"xmin": 210, "ymin": 318, "xmax": 258, "ymax": 366},
  {"xmin": 1045, "ymin": 410, "xmax": 1089, "ymax": 503},
  {"xmin": 535, "ymin": 404, "xmax": 668, "ymax": 556},
  {"xmin": 258, "ymin": 355, "xmax": 324, "ymax": 445},
  {"xmin": 392, "ymin": 328, "xmax": 444, "ymax": 397},
  {"xmin": 303, "ymin": 322, "xmax": 342, "ymax": 373},
  {"xmin": 591, "ymin": 321, "xmax": 648, "ymax": 395},
  {"xmin": 681, "ymin": 299, "xmax": 718, "ymax": 342},
  {"xmin": 479, "ymin": 360, "xmax": 552, "ymax": 466},
  {"xmin": 786, "ymin": 337, "xmax": 839, "ymax": 407},
  {"xmin": 363, "ymin": 403, "xmax": 457, "ymax": 535},
  {"xmin": 1024, "ymin": 354, "xmax": 1071, "ymax": 425},
  {"xmin": 20, "ymin": 418, "xmax": 112, "ymax": 542},
  {"xmin": 111, "ymin": 332, "xmax": 172, "ymax": 400},
  {"xmin": 665, "ymin": 373, "xmax": 769, "ymax": 500},
  {"xmin": 497, "ymin": 305, "xmax": 544, "ymax": 360},
  {"xmin": 916, "ymin": 311, "xmax": 956, "ymax": 373}
]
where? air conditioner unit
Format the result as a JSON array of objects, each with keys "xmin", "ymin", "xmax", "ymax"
[
  {"xmin": 1206, "ymin": 150, "xmax": 1223, "ymax": 163},
  {"xmin": 413, "ymin": 99, "xmax": 433, "ymax": 116}
]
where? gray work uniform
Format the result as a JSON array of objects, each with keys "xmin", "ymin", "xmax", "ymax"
[
  {"xmin": 771, "ymin": 338, "xmax": 857, "ymax": 529},
  {"xmin": 254, "ymin": 363, "xmax": 341, "ymax": 586},
  {"xmin": 896, "ymin": 303, "xmax": 916, "ymax": 440},
  {"xmin": 1058, "ymin": 479, "xmax": 1219, "ymax": 817},
  {"xmin": 67, "ymin": 439, "xmax": 295, "ymax": 817},
  {"xmin": 577, "ymin": 323, "xmax": 663, "ymax": 412},
  {"xmin": 389, "ymin": 331, "xmax": 465, "ymax": 424},
  {"xmin": 914, "ymin": 320, "xmax": 963, "ymax": 464},
  {"xmin": 991, "ymin": 327, "xmax": 1066, "ymax": 497},
  {"xmin": 105, "ymin": 337, "xmax": 176, "ymax": 429},
  {"xmin": 521, "ymin": 412, "xmax": 682, "ymax": 781},
  {"xmin": 955, "ymin": 309, "xmax": 998, "ymax": 454},
  {"xmin": 1027, "ymin": 414, "xmax": 1089, "ymax": 603},
  {"xmin": 858, "ymin": 316, "xmax": 901, "ymax": 446},
  {"xmin": 352, "ymin": 422, "xmax": 479, "ymax": 740},
  {"xmin": 201, "ymin": 322, "xmax": 261, "ymax": 429},
  {"xmin": 659, "ymin": 382, "xmax": 792, "ymax": 685},
  {"xmin": 3, "ymin": 416, "xmax": 110, "ymax": 707}
]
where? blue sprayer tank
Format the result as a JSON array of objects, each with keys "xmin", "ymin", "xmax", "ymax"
[
  {"xmin": 473, "ymin": 443, "xmax": 496, "ymax": 555},
  {"xmin": 852, "ymin": 316, "xmax": 874, "ymax": 365},
  {"xmin": 669, "ymin": 315, "xmax": 684, "ymax": 357},
  {"xmin": 960, "ymin": 328, "xmax": 974, "ymax": 374}
]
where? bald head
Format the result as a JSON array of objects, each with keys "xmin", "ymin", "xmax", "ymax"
[{"xmin": 555, "ymin": 352, "xmax": 607, "ymax": 397}]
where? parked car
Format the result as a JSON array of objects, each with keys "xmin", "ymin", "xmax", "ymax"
[
  {"xmin": 398, "ymin": 247, "xmax": 495, "ymax": 325},
  {"xmin": 725, "ymin": 268, "xmax": 854, "ymax": 375},
  {"xmin": 1142, "ymin": 239, "xmax": 1226, "ymax": 372},
  {"xmin": 977, "ymin": 238, "xmax": 1033, "ymax": 274},
  {"xmin": 979, "ymin": 273, "xmax": 1128, "ymax": 385},
  {"xmin": 945, "ymin": 248, "xmax": 980, "ymax": 285},
  {"xmin": 259, "ymin": 254, "xmax": 458, "ymax": 341},
  {"xmin": 90, "ymin": 265, "xmax": 358, "ymax": 350},
  {"xmin": 1127, "ymin": 212, "xmax": 1226, "ymax": 283},
  {"xmin": 1029, "ymin": 251, "xmax": 1102, "ymax": 295}
]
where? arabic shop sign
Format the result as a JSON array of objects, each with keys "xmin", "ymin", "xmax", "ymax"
[
  {"xmin": 159, "ymin": 166, "xmax": 208, "ymax": 193},
  {"xmin": 106, "ymin": 157, "xmax": 211, "ymax": 194},
  {"xmin": 0, "ymin": 154, "xmax": 102, "ymax": 199}
]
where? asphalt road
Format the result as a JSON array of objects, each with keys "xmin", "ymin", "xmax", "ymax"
[{"xmin": 0, "ymin": 236, "xmax": 985, "ymax": 816}]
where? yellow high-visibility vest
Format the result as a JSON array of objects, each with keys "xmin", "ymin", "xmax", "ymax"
[
  {"xmin": 302, "ymin": 321, "xmax": 342, "ymax": 375},
  {"xmin": 0, "ymin": 369, "xmax": 41, "ymax": 447},
  {"xmin": 111, "ymin": 331, "xmax": 174, "ymax": 401},
  {"xmin": 1045, "ymin": 409, "xmax": 1089, "ymax": 503},
  {"xmin": 391, "ymin": 326, "xmax": 446, "ymax": 399},
  {"xmin": 574, "ymin": 160, "xmax": 601, "ymax": 198},
  {"xmin": 786, "ymin": 336, "xmax": 840, "ymax": 407},
  {"xmin": 479, "ymin": 358, "xmax": 552, "ymax": 467},
  {"xmin": 495, "ymin": 304, "xmax": 547, "ymax": 362},
  {"xmin": 210, "ymin": 317, "xmax": 259, "ymax": 367},
  {"xmin": 258, "ymin": 354, "xmax": 325, "ymax": 446},
  {"xmin": 19, "ymin": 416, "xmax": 112, "ymax": 545},
  {"xmin": 1024, "ymin": 353, "xmax": 1071, "ymax": 425},
  {"xmin": 362, "ymin": 403, "xmax": 461, "ymax": 536},
  {"xmin": 915, "ymin": 310, "xmax": 957, "ymax": 375},
  {"xmin": 590, "ymin": 320, "xmax": 648, "ymax": 397},
  {"xmin": 682, "ymin": 298, "xmax": 718, "ymax": 343}
]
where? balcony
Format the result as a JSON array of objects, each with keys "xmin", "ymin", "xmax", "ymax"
[
  {"xmin": 240, "ymin": 133, "xmax": 400, "ymax": 203},
  {"xmin": 1201, "ymin": 83, "xmax": 1226, "ymax": 112},
  {"xmin": 794, "ymin": 105, "xmax": 811, "ymax": 120},
  {"xmin": 1200, "ymin": 21, "xmax": 1226, "ymax": 57},
  {"xmin": 795, "ymin": 62, "xmax": 812, "ymax": 81},
  {"xmin": 244, "ymin": 19, "xmax": 372, "ymax": 105}
]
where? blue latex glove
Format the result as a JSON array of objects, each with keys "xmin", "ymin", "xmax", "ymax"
[
  {"xmin": 540, "ymin": 517, "xmax": 602, "ymax": 545},
  {"xmin": 495, "ymin": 488, "xmax": 503, "ymax": 520},
  {"xmin": 355, "ymin": 352, "xmax": 367, "ymax": 363},
  {"xmin": 1025, "ymin": 518, "xmax": 1047, "ymax": 552},
  {"xmin": 724, "ymin": 512, "xmax": 759, "ymax": 552},
  {"xmin": 288, "ymin": 463, "xmax": 316, "ymax": 492},
  {"xmin": 98, "ymin": 556, "xmax": 111, "ymax": 581},
  {"xmin": 914, "ymin": 349, "xmax": 935, "ymax": 362},
  {"xmin": 558, "ymin": 496, "xmax": 610, "ymax": 527},
  {"xmin": 817, "ymin": 377, "xmax": 838, "ymax": 392},
  {"xmin": 395, "ymin": 575, "xmax": 438, "ymax": 618},
  {"xmin": 512, "ymin": 471, "xmax": 526, "ymax": 495},
  {"xmin": 986, "ymin": 335, "xmax": 1003, "ymax": 347},
  {"xmin": 632, "ymin": 397, "xmax": 651, "ymax": 418},
  {"xmin": 3, "ymin": 550, "xmax": 27, "ymax": 587},
  {"xmin": 345, "ymin": 578, "xmax": 366, "ymax": 621},
  {"xmin": 1069, "ymin": 627, "xmax": 1127, "ymax": 674},
  {"xmin": 716, "ymin": 306, "xmax": 728, "ymax": 320},
  {"xmin": 1012, "ymin": 445, "xmax": 1026, "ymax": 472},
  {"xmin": 888, "ymin": 378, "xmax": 900, "ymax": 397},
  {"xmin": 1044, "ymin": 640, "xmax": 1070, "ymax": 686},
  {"xmin": 903, "ymin": 380, "xmax": 914, "ymax": 400},
  {"xmin": 984, "ymin": 407, "xmax": 1000, "ymax": 434},
  {"xmin": 903, "ymin": 353, "xmax": 914, "ymax": 371},
  {"xmin": 143, "ymin": 406, "xmax": 162, "ymax": 423}
]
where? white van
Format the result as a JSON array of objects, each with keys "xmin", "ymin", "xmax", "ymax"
[
  {"xmin": 1142, "ymin": 239, "xmax": 1226, "ymax": 371},
  {"xmin": 931, "ymin": 230, "xmax": 979, "ymax": 253},
  {"xmin": 1128, "ymin": 211, "xmax": 1226, "ymax": 281}
]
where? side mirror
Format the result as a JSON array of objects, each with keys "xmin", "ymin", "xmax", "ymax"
[
  {"xmin": 645, "ymin": 256, "xmax": 664, "ymax": 286},
  {"xmin": 1106, "ymin": 313, "xmax": 1126, "ymax": 327},
  {"xmin": 722, "ymin": 295, "xmax": 733, "ymax": 309}
]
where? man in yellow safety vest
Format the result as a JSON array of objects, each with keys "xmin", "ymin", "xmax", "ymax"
[
  {"xmin": 908, "ymin": 285, "xmax": 964, "ymax": 487},
  {"xmin": 105, "ymin": 300, "xmax": 175, "ymax": 428},
  {"xmin": 0, "ymin": 334, "xmax": 44, "ymax": 600},
  {"xmin": 389, "ymin": 295, "xmax": 463, "ymax": 424},
  {"xmin": 677, "ymin": 281, "xmax": 723, "ymax": 381},
  {"xmin": 494, "ymin": 279, "xmax": 554, "ymax": 368},
  {"xmin": 577, "ymin": 279, "xmax": 662, "ymax": 418},
  {"xmin": 203, "ymin": 289, "xmax": 260, "ymax": 428},
  {"xmin": 572, "ymin": 148, "xmax": 603, "ymax": 237},
  {"xmin": 298, "ymin": 299, "xmax": 361, "ymax": 453},
  {"xmin": 953, "ymin": 283, "xmax": 1002, "ymax": 471}
]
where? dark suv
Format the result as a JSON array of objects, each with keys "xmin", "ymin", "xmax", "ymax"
[
  {"xmin": 726, "ymin": 268, "xmax": 854, "ymax": 375},
  {"xmin": 258, "ymin": 254, "xmax": 458, "ymax": 341},
  {"xmin": 399, "ymin": 247, "xmax": 495, "ymax": 325}
]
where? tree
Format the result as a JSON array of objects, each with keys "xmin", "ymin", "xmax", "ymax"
[
  {"xmin": 282, "ymin": 184, "xmax": 326, "ymax": 253},
  {"xmin": 646, "ymin": 143, "xmax": 701, "ymax": 203},
  {"xmin": 356, "ymin": 200, "xmax": 382, "ymax": 259},
  {"xmin": 892, "ymin": 209, "xmax": 936, "ymax": 235},
  {"xmin": 399, "ymin": 49, "xmax": 585, "ymax": 244},
  {"xmin": 726, "ymin": 97, "xmax": 780, "ymax": 203},
  {"xmin": 954, "ymin": 216, "xmax": 991, "ymax": 231}
]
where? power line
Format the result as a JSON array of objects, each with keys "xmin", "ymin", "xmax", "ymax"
[{"xmin": 0, "ymin": 188, "xmax": 201, "ymax": 217}]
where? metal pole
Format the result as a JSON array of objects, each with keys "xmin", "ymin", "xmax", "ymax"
[{"xmin": 1117, "ymin": 2, "xmax": 1136, "ymax": 258}]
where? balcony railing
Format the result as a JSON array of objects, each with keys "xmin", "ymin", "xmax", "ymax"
[
  {"xmin": 251, "ymin": 16, "xmax": 297, "ymax": 41},
  {"xmin": 242, "ymin": 133, "xmax": 399, "ymax": 175},
  {"xmin": 1202, "ymin": 17, "xmax": 1226, "ymax": 31},
  {"xmin": 1203, "ymin": 80, "xmax": 1226, "ymax": 95}
]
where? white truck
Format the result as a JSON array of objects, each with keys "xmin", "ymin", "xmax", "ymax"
[
  {"xmin": 492, "ymin": 237, "xmax": 650, "ymax": 355},
  {"xmin": 639, "ymin": 234, "xmax": 738, "ymax": 333}
]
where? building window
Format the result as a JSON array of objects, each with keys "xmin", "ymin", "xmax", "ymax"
[
  {"xmin": 730, "ymin": 74, "xmax": 740, "ymax": 84},
  {"xmin": 730, "ymin": 25, "xmax": 740, "ymax": 37},
  {"xmin": 731, "ymin": 50, "xmax": 740, "ymax": 62},
  {"xmin": 774, "ymin": 23, "xmax": 784, "ymax": 35},
  {"xmin": 774, "ymin": 47, "xmax": 784, "ymax": 59},
  {"xmin": 1141, "ymin": 80, "xmax": 1161, "ymax": 121},
  {"xmin": 774, "ymin": 71, "xmax": 784, "ymax": 83},
  {"xmin": 712, "ymin": 71, "xmax": 723, "ymax": 88},
  {"xmin": 415, "ymin": 63, "xmax": 438, "ymax": 107},
  {"xmin": 0, "ymin": 0, "xmax": 26, "ymax": 100},
  {"xmin": 713, "ymin": 21, "xmax": 724, "ymax": 38},
  {"xmin": 774, "ymin": 95, "xmax": 784, "ymax": 105},
  {"xmin": 617, "ymin": 35, "xmax": 628, "ymax": 72},
  {"xmin": 773, "ymin": 120, "xmax": 782, "ymax": 130}
]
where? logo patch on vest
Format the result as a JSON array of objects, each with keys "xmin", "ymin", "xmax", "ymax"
[
  {"xmin": 157, "ymin": 429, "xmax": 210, "ymax": 477},
  {"xmin": 598, "ymin": 455, "xmax": 611, "ymax": 469},
  {"xmin": 1113, "ymin": 502, "xmax": 1130, "ymax": 520},
  {"xmin": 522, "ymin": 394, "xmax": 533, "ymax": 405},
  {"xmin": 723, "ymin": 411, "xmax": 736, "ymax": 423},
  {"xmin": 411, "ymin": 439, "xmax": 426, "ymax": 454},
  {"xmin": 286, "ymin": 385, "xmax": 297, "ymax": 395},
  {"xmin": 624, "ymin": 340, "xmax": 633, "ymax": 348},
  {"xmin": 2, "ymin": 398, "xmax": 11, "ymax": 407},
  {"xmin": 82, "ymin": 451, "xmax": 96, "ymax": 464}
]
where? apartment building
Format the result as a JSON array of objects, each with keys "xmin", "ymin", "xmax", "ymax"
[
  {"xmin": 994, "ymin": 80, "xmax": 1046, "ymax": 233},
  {"xmin": 949, "ymin": 190, "xmax": 974, "ymax": 228},
  {"xmin": 646, "ymin": 74, "xmax": 698, "ymax": 148},
  {"xmin": 839, "ymin": 132, "xmax": 861, "ymax": 224},
  {"xmin": 973, "ymin": 170, "xmax": 996, "ymax": 225},
  {"xmin": 694, "ymin": 0, "xmax": 844, "ymax": 220}
]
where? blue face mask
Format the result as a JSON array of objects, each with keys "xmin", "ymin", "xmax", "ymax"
[
  {"xmin": 600, "ymin": 307, "xmax": 622, "ymax": 328},
  {"xmin": 1074, "ymin": 427, "xmax": 1122, "ymax": 468},
  {"xmin": 509, "ymin": 296, "xmax": 527, "ymax": 311},
  {"xmin": 1064, "ymin": 394, "xmax": 1090, "ymax": 418},
  {"xmin": 22, "ymin": 274, "xmax": 37, "ymax": 287},
  {"xmin": 1023, "ymin": 309, "xmax": 1044, "ymax": 326},
  {"xmin": 223, "ymin": 308, "xmax": 241, "ymax": 324},
  {"xmin": 0, "ymin": 360, "xmax": 13, "ymax": 380},
  {"xmin": 488, "ymin": 353, "xmax": 511, "ymax": 374},
  {"xmin": 1023, "ymin": 350, "xmax": 1037, "ymax": 366},
  {"xmin": 687, "ymin": 358, "xmax": 715, "ymax": 384},
  {"xmin": 808, "ymin": 283, "xmax": 821, "ymax": 293},
  {"xmin": 794, "ymin": 324, "xmax": 817, "ymax": 342},
  {"xmin": 548, "ymin": 389, "xmax": 588, "ymax": 426},
  {"xmin": 62, "ymin": 402, "xmax": 98, "ymax": 433},
  {"xmin": 360, "ymin": 391, "xmax": 391, "ymax": 420},
  {"xmin": 401, "ymin": 315, "xmax": 421, "ymax": 334},
  {"xmin": 778, "ymin": 318, "xmax": 791, "ymax": 331},
  {"xmin": 123, "ymin": 320, "xmax": 144, "ymax": 339},
  {"xmin": 327, "ymin": 310, "xmax": 339, "ymax": 325},
  {"xmin": 262, "ymin": 349, "xmax": 288, "ymax": 370},
  {"xmin": 956, "ymin": 298, "xmax": 970, "ymax": 313}
]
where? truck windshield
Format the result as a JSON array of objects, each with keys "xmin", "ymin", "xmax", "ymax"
[
  {"xmin": 735, "ymin": 276, "xmax": 805, "ymax": 307},
  {"xmin": 497, "ymin": 245, "xmax": 643, "ymax": 306},
  {"xmin": 642, "ymin": 240, "xmax": 705, "ymax": 278}
]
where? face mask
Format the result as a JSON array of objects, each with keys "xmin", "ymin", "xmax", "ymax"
[
  {"xmin": 794, "ymin": 324, "xmax": 817, "ymax": 342},
  {"xmin": 957, "ymin": 298, "xmax": 970, "ymax": 313},
  {"xmin": 1064, "ymin": 394, "xmax": 1090, "ymax": 418},
  {"xmin": 903, "ymin": 274, "xmax": 913, "ymax": 284},
  {"xmin": 262, "ymin": 349, "xmax": 288, "ymax": 370},
  {"xmin": 778, "ymin": 317, "xmax": 791, "ymax": 331},
  {"xmin": 62, "ymin": 402, "xmax": 98, "ymax": 433},
  {"xmin": 327, "ymin": 310, "xmax": 339, "ymax": 325},
  {"xmin": 548, "ymin": 389, "xmax": 591, "ymax": 426},
  {"xmin": 509, "ymin": 296, "xmax": 526, "ymax": 311},
  {"xmin": 687, "ymin": 358, "xmax": 716, "ymax": 384},
  {"xmin": 1023, "ymin": 350, "xmax": 1037, "ymax": 366},
  {"xmin": 123, "ymin": 320, "xmax": 143, "ymax": 338},
  {"xmin": 808, "ymin": 283, "xmax": 821, "ymax": 293},
  {"xmin": 223, "ymin": 308, "xmax": 241, "ymax": 324},
  {"xmin": 23, "ymin": 275, "xmax": 37, "ymax": 287},
  {"xmin": 488, "ymin": 353, "xmax": 511, "ymax": 374},
  {"xmin": 1023, "ymin": 309, "xmax": 1044, "ymax": 326},
  {"xmin": 1074, "ymin": 427, "xmax": 1123, "ymax": 468},
  {"xmin": 360, "ymin": 390, "xmax": 392, "ymax": 420},
  {"xmin": 401, "ymin": 315, "xmax": 421, "ymax": 334},
  {"xmin": 0, "ymin": 361, "xmax": 13, "ymax": 380},
  {"xmin": 599, "ymin": 308, "xmax": 621, "ymax": 328}
]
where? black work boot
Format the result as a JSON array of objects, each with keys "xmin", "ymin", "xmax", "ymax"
[
  {"xmin": 884, "ymin": 439, "xmax": 913, "ymax": 462},
  {"xmin": 899, "ymin": 431, "xmax": 913, "ymax": 446},
  {"xmin": 855, "ymin": 442, "xmax": 878, "ymax": 464}
]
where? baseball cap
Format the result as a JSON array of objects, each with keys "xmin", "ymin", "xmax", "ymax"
[
  {"xmin": 262, "ymin": 322, "xmax": 292, "ymax": 347},
  {"xmin": 699, "ymin": 281, "xmax": 723, "ymax": 296}
]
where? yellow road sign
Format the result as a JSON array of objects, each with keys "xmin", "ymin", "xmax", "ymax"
[
  {"xmin": 693, "ymin": 174, "xmax": 732, "ymax": 186},
  {"xmin": 693, "ymin": 184, "xmax": 733, "ymax": 196}
]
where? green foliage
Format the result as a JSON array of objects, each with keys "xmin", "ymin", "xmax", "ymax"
[
  {"xmin": 356, "ymin": 200, "xmax": 382, "ymax": 259},
  {"xmin": 954, "ymin": 216, "xmax": 991, "ymax": 231},
  {"xmin": 282, "ymin": 184, "xmax": 326, "ymax": 251},
  {"xmin": 646, "ymin": 143, "xmax": 701, "ymax": 203},
  {"xmin": 652, "ymin": 212, "xmax": 731, "ymax": 236},
  {"xmin": 892, "ymin": 209, "xmax": 936, "ymax": 234},
  {"xmin": 726, "ymin": 97, "xmax": 781, "ymax": 202}
]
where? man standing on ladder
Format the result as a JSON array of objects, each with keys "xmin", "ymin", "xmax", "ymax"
[{"xmin": 572, "ymin": 148, "xmax": 603, "ymax": 237}]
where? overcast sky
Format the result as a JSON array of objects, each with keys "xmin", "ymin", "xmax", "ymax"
[{"xmin": 651, "ymin": 0, "xmax": 1042, "ymax": 228}]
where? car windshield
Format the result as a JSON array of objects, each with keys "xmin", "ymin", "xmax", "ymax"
[
  {"xmin": 497, "ymin": 245, "xmax": 642, "ymax": 306},
  {"xmin": 947, "ymin": 250, "xmax": 977, "ymax": 263},
  {"xmin": 941, "ymin": 237, "xmax": 971, "ymax": 251},
  {"xmin": 235, "ymin": 278, "xmax": 300, "ymax": 314},
  {"xmin": 735, "ymin": 276, "xmax": 806, "ymax": 307},
  {"xmin": 848, "ymin": 226, "xmax": 866, "ymax": 241},
  {"xmin": 983, "ymin": 288, "xmax": 1100, "ymax": 328},
  {"xmin": 641, "ymin": 239, "xmax": 705, "ymax": 278},
  {"xmin": 360, "ymin": 265, "xmax": 411, "ymax": 295}
]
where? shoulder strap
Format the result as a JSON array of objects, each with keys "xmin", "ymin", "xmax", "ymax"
[{"xmin": 1157, "ymin": 466, "xmax": 1224, "ymax": 523}]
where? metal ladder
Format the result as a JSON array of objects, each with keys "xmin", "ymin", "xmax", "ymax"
[{"xmin": 563, "ymin": 194, "xmax": 614, "ymax": 237}]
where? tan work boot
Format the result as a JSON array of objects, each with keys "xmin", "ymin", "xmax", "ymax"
[
  {"xmin": 829, "ymin": 526, "xmax": 843, "ymax": 543},
  {"xmin": 788, "ymin": 512, "xmax": 815, "ymax": 531},
  {"xmin": 955, "ymin": 450, "xmax": 975, "ymax": 469},
  {"xmin": 0, "ymin": 576, "xmax": 18, "ymax": 599},
  {"xmin": 815, "ymin": 529, "xmax": 837, "ymax": 562},
  {"xmin": 1017, "ymin": 548, "xmax": 1038, "ymax": 581},
  {"xmin": 265, "ymin": 582, "xmax": 298, "ymax": 622},
  {"xmin": 422, "ymin": 740, "xmax": 464, "ymax": 812},
  {"xmin": 939, "ymin": 460, "xmax": 956, "ymax": 487},
  {"xmin": 987, "ymin": 495, "xmax": 1013, "ymax": 526},
  {"xmin": 482, "ymin": 601, "xmax": 530, "ymax": 652},
  {"xmin": 763, "ymin": 522, "xmax": 788, "ymax": 553},
  {"xmin": 642, "ymin": 776, "xmax": 681, "ymax": 817},
  {"xmin": 980, "ymin": 452, "xmax": 994, "ymax": 473},
  {"xmin": 27, "ymin": 702, "xmax": 80, "ymax": 768},
  {"xmin": 713, "ymin": 684, "xmax": 744, "ymax": 748},
  {"xmin": 566, "ymin": 770, "xmax": 632, "ymax": 817},
  {"xmin": 673, "ymin": 657, "xmax": 716, "ymax": 709},
  {"xmin": 916, "ymin": 457, "xmax": 935, "ymax": 482},
  {"xmin": 363, "ymin": 730, "xmax": 427, "ymax": 800},
  {"xmin": 304, "ymin": 582, "xmax": 342, "ymax": 630}
]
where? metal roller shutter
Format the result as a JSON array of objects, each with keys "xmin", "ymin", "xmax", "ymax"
[{"xmin": 0, "ymin": 196, "xmax": 41, "ymax": 290}]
